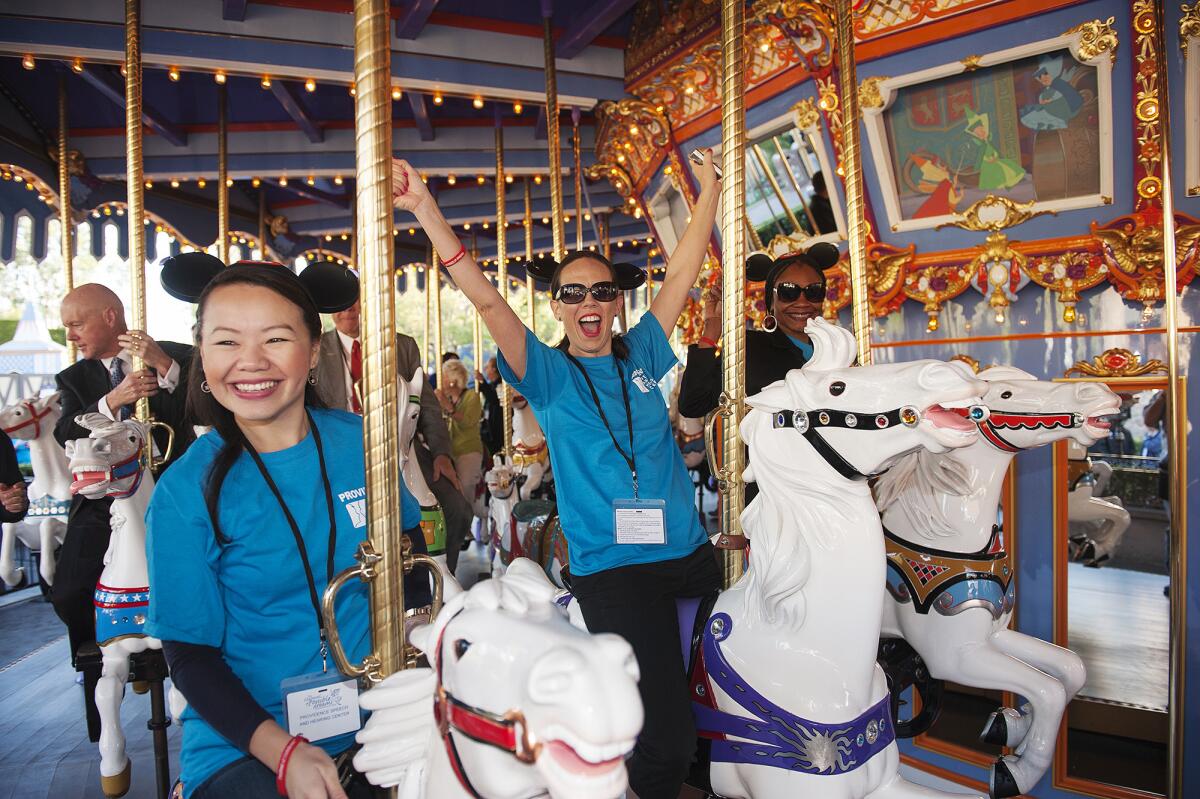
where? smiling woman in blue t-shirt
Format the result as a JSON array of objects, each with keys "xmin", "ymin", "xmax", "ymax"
[
  {"xmin": 392, "ymin": 150, "xmax": 720, "ymax": 798},
  {"xmin": 145, "ymin": 262, "xmax": 423, "ymax": 799}
]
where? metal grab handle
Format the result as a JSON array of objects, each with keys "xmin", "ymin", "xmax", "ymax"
[
  {"xmin": 322, "ymin": 541, "xmax": 383, "ymax": 682},
  {"xmin": 703, "ymin": 410, "xmax": 720, "ymax": 479},
  {"xmin": 147, "ymin": 419, "xmax": 175, "ymax": 471}
]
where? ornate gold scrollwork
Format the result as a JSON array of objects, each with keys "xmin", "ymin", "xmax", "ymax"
[
  {"xmin": 1020, "ymin": 250, "xmax": 1107, "ymax": 323},
  {"xmin": 937, "ymin": 194, "xmax": 1055, "ymax": 232},
  {"xmin": 792, "ymin": 97, "xmax": 820, "ymax": 130},
  {"xmin": 950, "ymin": 354, "xmax": 983, "ymax": 373},
  {"xmin": 1066, "ymin": 16, "xmax": 1119, "ymax": 64},
  {"xmin": 966, "ymin": 231, "xmax": 1026, "ymax": 323},
  {"xmin": 1065, "ymin": 348, "xmax": 1167, "ymax": 378},
  {"xmin": 902, "ymin": 259, "xmax": 973, "ymax": 333},
  {"xmin": 858, "ymin": 76, "xmax": 888, "ymax": 111},
  {"xmin": 1090, "ymin": 212, "xmax": 1164, "ymax": 311},
  {"xmin": 960, "ymin": 54, "xmax": 983, "ymax": 72},
  {"xmin": 1183, "ymin": 2, "xmax": 1200, "ymax": 55}
]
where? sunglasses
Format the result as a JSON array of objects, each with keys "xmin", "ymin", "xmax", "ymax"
[
  {"xmin": 775, "ymin": 282, "xmax": 826, "ymax": 303},
  {"xmin": 555, "ymin": 281, "xmax": 620, "ymax": 304}
]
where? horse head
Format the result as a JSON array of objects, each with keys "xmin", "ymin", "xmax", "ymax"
[
  {"xmin": 398, "ymin": 368, "xmax": 437, "ymax": 506},
  {"xmin": 971, "ymin": 365, "xmax": 1121, "ymax": 451},
  {"xmin": 358, "ymin": 559, "xmax": 642, "ymax": 798},
  {"xmin": 0, "ymin": 392, "xmax": 63, "ymax": 441},
  {"xmin": 485, "ymin": 454, "xmax": 518, "ymax": 500},
  {"xmin": 744, "ymin": 318, "xmax": 986, "ymax": 485},
  {"xmin": 65, "ymin": 413, "xmax": 147, "ymax": 500}
]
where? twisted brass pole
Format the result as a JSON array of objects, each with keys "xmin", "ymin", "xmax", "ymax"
[
  {"xmin": 432, "ymin": 251, "xmax": 443, "ymax": 389},
  {"xmin": 751, "ymin": 143, "xmax": 804, "ymax": 234},
  {"xmin": 258, "ymin": 188, "xmax": 267, "ymax": 258},
  {"xmin": 496, "ymin": 117, "xmax": 512, "ymax": 456},
  {"xmin": 542, "ymin": 16, "xmax": 566, "ymax": 261},
  {"xmin": 217, "ymin": 82, "xmax": 229, "ymax": 263},
  {"xmin": 472, "ymin": 235, "xmax": 484, "ymax": 375},
  {"xmin": 771, "ymin": 134, "xmax": 819, "ymax": 233},
  {"xmin": 353, "ymin": 0, "xmax": 406, "ymax": 683},
  {"xmin": 834, "ymin": 0, "xmax": 871, "ymax": 364},
  {"xmin": 572, "ymin": 108, "xmax": 583, "ymax": 251},
  {"xmin": 718, "ymin": 0, "xmax": 746, "ymax": 588},
  {"xmin": 524, "ymin": 177, "xmax": 536, "ymax": 330},
  {"xmin": 58, "ymin": 76, "xmax": 75, "ymax": 363},
  {"xmin": 124, "ymin": 0, "xmax": 150, "ymax": 436}
]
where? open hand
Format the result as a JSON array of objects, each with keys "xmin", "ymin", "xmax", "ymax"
[
  {"xmin": 432, "ymin": 454, "xmax": 461, "ymax": 491},
  {"xmin": 283, "ymin": 741, "xmax": 348, "ymax": 799}
]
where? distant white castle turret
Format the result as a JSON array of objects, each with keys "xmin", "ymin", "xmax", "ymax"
[{"xmin": 0, "ymin": 301, "xmax": 66, "ymax": 375}]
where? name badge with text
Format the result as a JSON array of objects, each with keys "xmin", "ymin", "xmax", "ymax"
[
  {"xmin": 613, "ymin": 498, "xmax": 667, "ymax": 545},
  {"xmin": 281, "ymin": 671, "xmax": 361, "ymax": 742}
]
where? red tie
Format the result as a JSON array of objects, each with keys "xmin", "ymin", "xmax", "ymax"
[{"xmin": 350, "ymin": 338, "xmax": 363, "ymax": 414}]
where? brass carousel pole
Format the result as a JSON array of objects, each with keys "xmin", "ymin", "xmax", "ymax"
[
  {"xmin": 542, "ymin": 9, "xmax": 566, "ymax": 261},
  {"xmin": 572, "ymin": 107, "xmax": 583, "ymax": 251},
  {"xmin": 423, "ymin": 248, "xmax": 431, "ymax": 371},
  {"xmin": 471, "ymin": 235, "xmax": 484, "ymax": 375},
  {"xmin": 257, "ymin": 188, "xmax": 267, "ymax": 259},
  {"xmin": 58, "ymin": 75, "xmax": 76, "ymax": 364},
  {"xmin": 217, "ymin": 82, "xmax": 229, "ymax": 264},
  {"xmin": 771, "ymin": 134, "xmax": 819, "ymax": 232},
  {"xmin": 717, "ymin": 0, "xmax": 747, "ymax": 588},
  {"xmin": 834, "ymin": 0, "xmax": 872, "ymax": 364},
  {"xmin": 524, "ymin": 177, "xmax": 536, "ymax": 330},
  {"xmin": 431, "ymin": 250, "xmax": 443, "ymax": 389},
  {"xmin": 750, "ymin": 144, "xmax": 805, "ymax": 233},
  {"xmin": 496, "ymin": 112, "xmax": 512, "ymax": 456}
]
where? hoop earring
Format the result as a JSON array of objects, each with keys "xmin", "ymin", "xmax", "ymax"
[
  {"xmin": 761, "ymin": 314, "xmax": 778, "ymax": 333},
  {"xmin": 200, "ymin": 380, "xmax": 211, "ymax": 393},
  {"xmin": 308, "ymin": 370, "xmax": 318, "ymax": 386}
]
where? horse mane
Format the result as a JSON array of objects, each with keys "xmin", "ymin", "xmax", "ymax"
[{"xmin": 871, "ymin": 449, "xmax": 974, "ymax": 538}]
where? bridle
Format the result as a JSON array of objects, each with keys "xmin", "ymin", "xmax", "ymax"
[
  {"xmin": 432, "ymin": 612, "xmax": 543, "ymax": 799},
  {"xmin": 73, "ymin": 441, "xmax": 145, "ymax": 500},
  {"xmin": 2, "ymin": 400, "xmax": 54, "ymax": 439},
  {"xmin": 771, "ymin": 405, "xmax": 934, "ymax": 481},
  {"xmin": 950, "ymin": 406, "xmax": 1084, "ymax": 453}
]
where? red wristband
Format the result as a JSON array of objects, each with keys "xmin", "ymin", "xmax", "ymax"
[
  {"xmin": 441, "ymin": 243, "xmax": 467, "ymax": 267},
  {"xmin": 275, "ymin": 735, "xmax": 308, "ymax": 796},
  {"xmin": 699, "ymin": 336, "xmax": 720, "ymax": 349}
]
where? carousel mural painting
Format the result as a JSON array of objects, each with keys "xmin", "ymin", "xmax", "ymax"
[{"xmin": 0, "ymin": 1, "xmax": 1192, "ymax": 799}]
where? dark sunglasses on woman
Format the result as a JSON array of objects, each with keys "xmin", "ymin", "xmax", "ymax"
[
  {"xmin": 775, "ymin": 281, "xmax": 826, "ymax": 303},
  {"xmin": 555, "ymin": 281, "xmax": 620, "ymax": 304}
]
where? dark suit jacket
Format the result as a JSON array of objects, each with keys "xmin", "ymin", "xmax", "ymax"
[
  {"xmin": 0, "ymin": 430, "xmax": 25, "ymax": 524},
  {"xmin": 313, "ymin": 331, "xmax": 451, "ymax": 460},
  {"xmin": 678, "ymin": 328, "xmax": 811, "ymax": 419},
  {"xmin": 54, "ymin": 342, "xmax": 197, "ymax": 522}
]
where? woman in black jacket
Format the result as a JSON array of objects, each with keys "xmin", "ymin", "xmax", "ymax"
[{"xmin": 677, "ymin": 242, "xmax": 840, "ymax": 418}]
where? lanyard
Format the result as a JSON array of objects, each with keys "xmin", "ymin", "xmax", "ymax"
[
  {"xmin": 564, "ymin": 353, "xmax": 639, "ymax": 499},
  {"xmin": 244, "ymin": 410, "xmax": 339, "ymax": 672}
]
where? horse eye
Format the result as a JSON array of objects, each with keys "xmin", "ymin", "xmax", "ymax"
[
  {"xmin": 454, "ymin": 639, "xmax": 472, "ymax": 659},
  {"xmin": 829, "ymin": 381, "xmax": 846, "ymax": 396},
  {"xmin": 1000, "ymin": 390, "xmax": 1013, "ymax": 399}
]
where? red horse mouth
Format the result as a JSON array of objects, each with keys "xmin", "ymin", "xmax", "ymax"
[
  {"xmin": 542, "ymin": 739, "xmax": 626, "ymax": 777},
  {"xmin": 70, "ymin": 471, "xmax": 108, "ymax": 493},
  {"xmin": 924, "ymin": 404, "xmax": 977, "ymax": 432}
]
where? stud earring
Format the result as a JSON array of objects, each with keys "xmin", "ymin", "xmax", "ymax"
[
  {"xmin": 201, "ymin": 380, "xmax": 211, "ymax": 393},
  {"xmin": 761, "ymin": 314, "xmax": 777, "ymax": 333}
]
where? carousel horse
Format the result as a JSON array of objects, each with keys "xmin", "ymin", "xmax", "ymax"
[
  {"xmin": 485, "ymin": 453, "xmax": 520, "ymax": 575},
  {"xmin": 353, "ymin": 558, "xmax": 642, "ymax": 799},
  {"xmin": 517, "ymin": 503, "xmax": 568, "ymax": 588},
  {"xmin": 401, "ymin": 369, "xmax": 447, "ymax": 556},
  {"xmin": 1065, "ymin": 439, "xmax": 1130, "ymax": 567},
  {"xmin": 65, "ymin": 413, "xmax": 160, "ymax": 798},
  {"xmin": 0, "ymin": 393, "xmax": 70, "ymax": 587},
  {"xmin": 873, "ymin": 366, "xmax": 1120, "ymax": 798},
  {"xmin": 510, "ymin": 393, "xmax": 551, "ymax": 497}
]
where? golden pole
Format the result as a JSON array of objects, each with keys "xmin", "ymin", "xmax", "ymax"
[
  {"xmin": 353, "ymin": 0, "xmax": 406, "ymax": 682},
  {"xmin": 834, "ymin": 0, "xmax": 872, "ymax": 364},
  {"xmin": 572, "ymin": 108, "xmax": 583, "ymax": 251},
  {"xmin": 471, "ymin": 235, "xmax": 484, "ymax": 374},
  {"xmin": 58, "ymin": 76, "xmax": 76, "ymax": 364},
  {"xmin": 717, "ymin": 0, "xmax": 747, "ymax": 588},
  {"xmin": 751, "ymin": 143, "xmax": 804, "ymax": 233},
  {"xmin": 524, "ymin": 177, "xmax": 536, "ymax": 330},
  {"xmin": 772, "ymin": 134, "xmax": 818, "ymax": 231},
  {"xmin": 1154, "ymin": 4, "xmax": 1186, "ymax": 793},
  {"xmin": 744, "ymin": 213, "xmax": 764, "ymax": 251},
  {"xmin": 431, "ymin": 251, "xmax": 443, "ymax": 389},
  {"xmin": 542, "ymin": 17, "xmax": 566, "ymax": 261},
  {"xmin": 423, "ymin": 250, "xmax": 431, "ymax": 371},
  {"xmin": 217, "ymin": 82, "xmax": 229, "ymax": 264},
  {"xmin": 123, "ymin": 0, "xmax": 151, "ymax": 441},
  {"xmin": 496, "ymin": 118, "xmax": 512, "ymax": 456},
  {"xmin": 258, "ymin": 188, "xmax": 267, "ymax": 259}
]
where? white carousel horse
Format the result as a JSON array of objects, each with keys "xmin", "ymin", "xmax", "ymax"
[
  {"xmin": 0, "ymin": 393, "xmax": 71, "ymax": 587},
  {"xmin": 400, "ymin": 369, "xmax": 446, "ymax": 555},
  {"xmin": 510, "ymin": 393, "xmax": 551, "ymax": 497},
  {"xmin": 873, "ymin": 367, "xmax": 1120, "ymax": 798},
  {"xmin": 484, "ymin": 454, "xmax": 520, "ymax": 575},
  {"xmin": 65, "ymin": 413, "xmax": 160, "ymax": 798},
  {"xmin": 696, "ymin": 317, "xmax": 987, "ymax": 799},
  {"xmin": 353, "ymin": 558, "xmax": 642, "ymax": 799},
  {"xmin": 1065, "ymin": 440, "xmax": 1131, "ymax": 567}
]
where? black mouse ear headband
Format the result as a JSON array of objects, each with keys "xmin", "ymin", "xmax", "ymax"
[
  {"xmin": 745, "ymin": 241, "xmax": 841, "ymax": 282},
  {"xmin": 160, "ymin": 252, "xmax": 360, "ymax": 313},
  {"xmin": 524, "ymin": 252, "xmax": 646, "ymax": 293}
]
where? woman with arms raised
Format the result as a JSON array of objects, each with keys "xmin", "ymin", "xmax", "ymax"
[
  {"xmin": 146, "ymin": 260, "xmax": 425, "ymax": 799},
  {"xmin": 393, "ymin": 151, "xmax": 720, "ymax": 799}
]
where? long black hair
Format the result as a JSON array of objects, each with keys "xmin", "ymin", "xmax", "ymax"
[
  {"xmin": 548, "ymin": 252, "xmax": 630, "ymax": 360},
  {"xmin": 186, "ymin": 265, "xmax": 326, "ymax": 545}
]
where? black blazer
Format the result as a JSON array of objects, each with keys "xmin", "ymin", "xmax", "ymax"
[
  {"xmin": 678, "ymin": 328, "xmax": 810, "ymax": 420},
  {"xmin": 54, "ymin": 342, "xmax": 197, "ymax": 523}
]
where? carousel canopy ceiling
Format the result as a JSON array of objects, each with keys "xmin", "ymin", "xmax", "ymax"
[{"xmin": 0, "ymin": 0, "xmax": 659, "ymax": 272}]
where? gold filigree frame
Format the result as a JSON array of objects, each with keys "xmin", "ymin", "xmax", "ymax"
[{"xmin": 1064, "ymin": 347, "xmax": 1167, "ymax": 378}]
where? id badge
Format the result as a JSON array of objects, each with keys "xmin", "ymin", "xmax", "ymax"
[
  {"xmin": 280, "ymin": 671, "xmax": 362, "ymax": 742},
  {"xmin": 613, "ymin": 498, "xmax": 667, "ymax": 545}
]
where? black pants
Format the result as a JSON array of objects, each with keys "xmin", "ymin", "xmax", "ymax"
[
  {"xmin": 415, "ymin": 444, "xmax": 472, "ymax": 573},
  {"xmin": 569, "ymin": 542, "xmax": 721, "ymax": 799},
  {"xmin": 50, "ymin": 497, "xmax": 113, "ymax": 666}
]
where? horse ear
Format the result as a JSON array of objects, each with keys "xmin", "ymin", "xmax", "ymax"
[
  {"xmin": 73, "ymin": 412, "xmax": 112, "ymax": 433},
  {"xmin": 804, "ymin": 317, "xmax": 856, "ymax": 371},
  {"xmin": 409, "ymin": 367, "xmax": 424, "ymax": 394},
  {"xmin": 745, "ymin": 379, "xmax": 793, "ymax": 413}
]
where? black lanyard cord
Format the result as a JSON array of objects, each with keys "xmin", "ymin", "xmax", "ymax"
[
  {"xmin": 244, "ymin": 410, "xmax": 338, "ymax": 666},
  {"xmin": 564, "ymin": 353, "xmax": 639, "ymax": 498}
]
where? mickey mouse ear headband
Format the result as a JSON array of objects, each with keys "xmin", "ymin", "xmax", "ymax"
[
  {"xmin": 524, "ymin": 251, "xmax": 647, "ymax": 291},
  {"xmin": 160, "ymin": 252, "xmax": 360, "ymax": 313},
  {"xmin": 745, "ymin": 241, "xmax": 841, "ymax": 282}
]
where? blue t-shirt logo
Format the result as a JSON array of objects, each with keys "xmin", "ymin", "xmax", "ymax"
[
  {"xmin": 337, "ymin": 486, "xmax": 368, "ymax": 528},
  {"xmin": 631, "ymin": 368, "xmax": 658, "ymax": 393}
]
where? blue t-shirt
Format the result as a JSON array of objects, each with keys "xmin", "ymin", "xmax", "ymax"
[
  {"xmin": 498, "ymin": 315, "xmax": 706, "ymax": 575},
  {"xmin": 145, "ymin": 408, "xmax": 421, "ymax": 796},
  {"xmin": 786, "ymin": 334, "xmax": 814, "ymax": 360}
]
